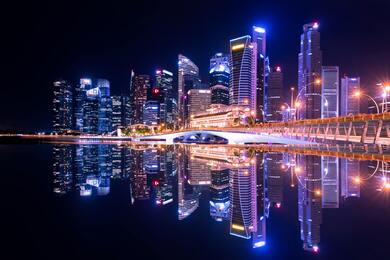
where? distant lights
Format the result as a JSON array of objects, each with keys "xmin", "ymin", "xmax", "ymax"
[
  {"xmin": 313, "ymin": 22, "xmax": 319, "ymax": 29},
  {"xmin": 253, "ymin": 241, "xmax": 266, "ymax": 248},
  {"xmin": 232, "ymin": 224, "xmax": 245, "ymax": 231},
  {"xmin": 253, "ymin": 26, "xmax": 266, "ymax": 33},
  {"xmin": 276, "ymin": 66, "xmax": 281, "ymax": 72},
  {"xmin": 312, "ymin": 245, "xmax": 319, "ymax": 253},
  {"xmin": 232, "ymin": 44, "xmax": 245, "ymax": 50}
]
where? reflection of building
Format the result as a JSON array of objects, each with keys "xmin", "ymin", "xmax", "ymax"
[
  {"xmin": 264, "ymin": 153, "xmax": 283, "ymax": 207},
  {"xmin": 53, "ymin": 80, "xmax": 73, "ymax": 133},
  {"xmin": 340, "ymin": 76, "xmax": 360, "ymax": 116},
  {"xmin": 298, "ymin": 22, "xmax": 322, "ymax": 119},
  {"xmin": 178, "ymin": 55, "xmax": 201, "ymax": 127},
  {"xmin": 297, "ymin": 155, "xmax": 322, "ymax": 252},
  {"xmin": 321, "ymin": 157, "xmax": 339, "ymax": 208},
  {"xmin": 321, "ymin": 66, "xmax": 339, "ymax": 118},
  {"xmin": 53, "ymin": 145, "xmax": 73, "ymax": 194},
  {"xmin": 143, "ymin": 149, "xmax": 160, "ymax": 174},
  {"xmin": 210, "ymin": 53, "xmax": 230, "ymax": 105},
  {"xmin": 210, "ymin": 169, "xmax": 230, "ymax": 221},
  {"xmin": 188, "ymin": 159, "xmax": 211, "ymax": 185},
  {"xmin": 340, "ymin": 158, "xmax": 360, "ymax": 198},
  {"xmin": 188, "ymin": 89, "xmax": 211, "ymax": 118},
  {"xmin": 190, "ymin": 104, "xmax": 252, "ymax": 128},
  {"xmin": 265, "ymin": 67, "xmax": 283, "ymax": 122},
  {"xmin": 130, "ymin": 73, "xmax": 150, "ymax": 125},
  {"xmin": 131, "ymin": 149, "xmax": 150, "ymax": 201}
]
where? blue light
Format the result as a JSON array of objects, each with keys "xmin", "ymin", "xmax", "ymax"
[
  {"xmin": 253, "ymin": 26, "xmax": 266, "ymax": 33},
  {"xmin": 253, "ymin": 241, "xmax": 266, "ymax": 248}
]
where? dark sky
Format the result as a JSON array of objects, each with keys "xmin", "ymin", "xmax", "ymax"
[{"xmin": 3, "ymin": 0, "xmax": 390, "ymax": 131}]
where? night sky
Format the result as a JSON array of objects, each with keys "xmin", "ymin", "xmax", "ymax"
[{"xmin": 3, "ymin": 0, "xmax": 390, "ymax": 131}]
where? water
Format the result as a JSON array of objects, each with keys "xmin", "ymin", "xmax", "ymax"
[{"xmin": 3, "ymin": 143, "xmax": 389, "ymax": 259}]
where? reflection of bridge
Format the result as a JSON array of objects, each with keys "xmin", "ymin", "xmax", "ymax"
[{"xmin": 133, "ymin": 130, "xmax": 312, "ymax": 145}]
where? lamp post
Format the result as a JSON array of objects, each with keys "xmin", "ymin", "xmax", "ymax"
[
  {"xmin": 295, "ymin": 79, "xmax": 321, "ymax": 119},
  {"xmin": 354, "ymin": 91, "xmax": 379, "ymax": 114}
]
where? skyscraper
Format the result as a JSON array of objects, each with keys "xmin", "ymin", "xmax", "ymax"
[
  {"xmin": 229, "ymin": 36, "xmax": 255, "ymax": 112},
  {"xmin": 97, "ymin": 79, "xmax": 112, "ymax": 133},
  {"xmin": 156, "ymin": 69, "xmax": 176, "ymax": 129},
  {"xmin": 178, "ymin": 55, "xmax": 201, "ymax": 127},
  {"xmin": 130, "ymin": 73, "xmax": 150, "ymax": 125},
  {"xmin": 143, "ymin": 100, "xmax": 160, "ymax": 126},
  {"xmin": 298, "ymin": 22, "xmax": 322, "ymax": 119},
  {"xmin": 321, "ymin": 66, "xmax": 339, "ymax": 118},
  {"xmin": 340, "ymin": 76, "xmax": 360, "ymax": 116},
  {"xmin": 265, "ymin": 66, "xmax": 283, "ymax": 121},
  {"xmin": 252, "ymin": 26, "xmax": 267, "ymax": 121},
  {"xmin": 53, "ymin": 80, "xmax": 73, "ymax": 133},
  {"xmin": 210, "ymin": 53, "xmax": 230, "ymax": 105},
  {"xmin": 82, "ymin": 86, "xmax": 100, "ymax": 134},
  {"xmin": 111, "ymin": 95, "xmax": 131, "ymax": 130},
  {"xmin": 74, "ymin": 78, "xmax": 92, "ymax": 131},
  {"xmin": 321, "ymin": 156, "xmax": 339, "ymax": 208},
  {"xmin": 188, "ymin": 89, "xmax": 211, "ymax": 118}
]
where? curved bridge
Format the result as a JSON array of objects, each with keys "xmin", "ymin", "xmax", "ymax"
[{"xmin": 133, "ymin": 130, "xmax": 313, "ymax": 145}]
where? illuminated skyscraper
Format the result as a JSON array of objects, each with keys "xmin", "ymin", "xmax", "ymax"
[
  {"xmin": 340, "ymin": 76, "xmax": 360, "ymax": 116},
  {"xmin": 298, "ymin": 22, "xmax": 322, "ymax": 119},
  {"xmin": 321, "ymin": 66, "xmax": 339, "ymax": 118},
  {"xmin": 143, "ymin": 100, "xmax": 160, "ymax": 126},
  {"xmin": 252, "ymin": 26, "xmax": 267, "ymax": 122},
  {"xmin": 321, "ymin": 156, "xmax": 339, "ymax": 208},
  {"xmin": 265, "ymin": 66, "xmax": 283, "ymax": 121},
  {"xmin": 74, "ymin": 78, "xmax": 92, "ymax": 131},
  {"xmin": 188, "ymin": 89, "xmax": 211, "ymax": 117},
  {"xmin": 52, "ymin": 144, "xmax": 73, "ymax": 194},
  {"xmin": 111, "ymin": 95, "xmax": 131, "ymax": 130},
  {"xmin": 97, "ymin": 79, "xmax": 112, "ymax": 133},
  {"xmin": 82, "ymin": 86, "xmax": 100, "ymax": 133},
  {"xmin": 340, "ymin": 158, "xmax": 360, "ymax": 198},
  {"xmin": 130, "ymin": 73, "xmax": 150, "ymax": 125},
  {"xmin": 53, "ymin": 80, "xmax": 73, "ymax": 132},
  {"xmin": 178, "ymin": 54, "xmax": 201, "ymax": 127},
  {"xmin": 156, "ymin": 69, "xmax": 176, "ymax": 129},
  {"xmin": 210, "ymin": 53, "xmax": 230, "ymax": 105},
  {"xmin": 229, "ymin": 36, "xmax": 255, "ymax": 112}
]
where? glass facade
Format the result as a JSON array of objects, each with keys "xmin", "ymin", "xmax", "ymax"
[
  {"xmin": 210, "ymin": 53, "xmax": 230, "ymax": 105},
  {"xmin": 53, "ymin": 80, "xmax": 73, "ymax": 132}
]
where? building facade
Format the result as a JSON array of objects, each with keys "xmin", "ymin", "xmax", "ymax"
[
  {"xmin": 156, "ymin": 69, "xmax": 176, "ymax": 129},
  {"xmin": 97, "ymin": 79, "xmax": 112, "ymax": 133},
  {"xmin": 265, "ymin": 66, "xmax": 283, "ymax": 121},
  {"xmin": 130, "ymin": 73, "xmax": 150, "ymax": 125},
  {"xmin": 340, "ymin": 76, "xmax": 360, "ymax": 116},
  {"xmin": 321, "ymin": 66, "xmax": 339, "ymax": 118},
  {"xmin": 74, "ymin": 78, "xmax": 92, "ymax": 131},
  {"xmin": 210, "ymin": 53, "xmax": 230, "ymax": 105},
  {"xmin": 188, "ymin": 89, "xmax": 211, "ymax": 119},
  {"xmin": 111, "ymin": 95, "xmax": 131, "ymax": 130},
  {"xmin": 298, "ymin": 22, "xmax": 322, "ymax": 119}
]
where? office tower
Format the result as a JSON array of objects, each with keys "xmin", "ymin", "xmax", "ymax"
[
  {"xmin": 156, "ymin": 69, "xmax": 176, "ymax": 129},
  {"xmin": 130, "ymin": 73, "xmax": 150, "ymax": 125},
  {"xmin": 52, "ymin": 144, "xmax": 73, "ymax": 194},
  {"xmin": 97, "ymin": 79, "xmax": 112, "ymax": 133},
  {"xmin": 143, "ymin": 100, "xmax": 160, "ymax": 126},
  {"xmin": 210, "ymin": 53, "xmax": 230, "ymax": 105},
  {"xmin": 252, "ymin": 26, "xmax": 267, "ymax": 122},
  {"xmin": 188, "ymin": 89, "xmax": 211, "ymax": 117},
  {"xmin": 321, "ymin": 157, "xmax": 339, "ymax": 208},
  {"xmin": 298, "ymin": 22, "xmax": 322, "ymax": 119},
  {"xmin": 74, "ymin": 78, "xmax": 92, "ymax": 131},
  {"xmin": 210, "ymin": 169, "xmax": 230, "ymax": 221},
  {"xmin": 321, "ymin": 66, "xmax": 339, "ymax": 118},
  {"xmin": 53, "ymin": 80, "xmax": 73, "ymax": 133},
  {"xmin": 265, "ymin": 66, "xmax": 283, "ymax": 121},
  {"xmin": 178, "ymin": 54, "xmax": 201, "ymax": 127},
  {"xmin": 230, "ymin": 36, "xmax": 256, "ymax": 113},
  {"xmin": 297, "ymin": 155, "xmax": 322, "ymax": 252},
  {"xmin": 82, "ymin": 86, "xmax": 100, "ymax": 133},
  {"xmin": 340, "ymin": 76, "xmax": 360, "ymax": 115},
  {"xmin": 340, "ymin": 158, "xmax": 360, "ymax": 198},
  {"xmin": 111, "ymin": 96, "xmax": 131, "ymax": 130}
]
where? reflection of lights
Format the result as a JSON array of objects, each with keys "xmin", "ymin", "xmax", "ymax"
[
  {"xmin": 382, "ymin": 92, "xmax": 386, "ymax": 98},
  {"xmin": 275, "ymin": 202, "xmax": 281, "ymax": 208},
  {"xmin": 295, "ymin": 167, "xmax": 301, "ymax": 173},
  {"xmin": 315, "ymin": 79, "xmax": 321, "ymax": 85},
  {"xmin": 232, "ymin": 224, "xmax": 245, "ymax": 231},
  {"xmin": 313, "ymin": 245, "xmax": 319, "ymax": 253},
  {"xmin": 253, "ymin": 241, "xmax": 266, "ymax": 248},
  {"xmin": 281, "ymin": 164, "xmax": 286, "ymax": 170}
]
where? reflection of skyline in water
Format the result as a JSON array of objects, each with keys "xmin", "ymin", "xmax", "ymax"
[{"xmin": 52, "ymin": 144, "xmax": 388, "ymax": 254}]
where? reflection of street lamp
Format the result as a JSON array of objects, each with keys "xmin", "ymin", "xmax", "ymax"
[{"xmin": 354, "ymin": 91, "xmax": 379, "ymax": 114}]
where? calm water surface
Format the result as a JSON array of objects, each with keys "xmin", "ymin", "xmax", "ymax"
[{"xmin": 3, "ymin": 144, "xmax": 390, "ymax": 259}]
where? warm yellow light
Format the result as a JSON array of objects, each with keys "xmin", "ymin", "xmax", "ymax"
[
  {"xmin": 385, "ymin": 85, "xmax": 390, "ymax": 92},
  {"xmin": 232, "ymin": 224, "xmax": 245, "ymax": 231},
  {"xmin": 281, "ymin": 164, "xmax": 286, "ymax": 169},
  {"xmin": 295, "ymin": 102, "xmax": 301, "ymax": 108},
  {"xmin": 354, "ymin": 91, "xmax": 361, "ymax": 97},
  {"xmin": 291, "ymin": 87, "xmax": 295, "ymax": 91},
  {"xmin": 354, "ymin": 177, "xmax": 361, "ymax": 184},
  {"xmin": 384, "ymin": 182, "xmax": 390, "ymax": 190},
  {"xmin": 281, "ymin": 105, "xmax": 286, "ymax": 110},
  {"xmin": 295, "ymin": 167, "xmax": 301, "ymax": 173},
  {"xmin": 315, "ymin": 79, "xmax": 321, "ymax": 85},
  {"xmin": 315, "ymin": 190, "xmax": 321, "ymax": 196},
  {"xmin": 232, "ymin": 44, "xmax": 245, "ymax": 50}
]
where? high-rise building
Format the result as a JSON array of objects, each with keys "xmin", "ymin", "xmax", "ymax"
[
  {"xmin": 156, "ymin": 69, "xmax": 176, "ymax": 129},
  {"xmin": 188, "ymin": 89, "xmax": 211, "ymax": 117},
  {"xmin": 252, "ymin": 26, "xmax": 267, "ymax": 122},
  {"xmin": 97, "ymin": 79, "xmax": 112, "ymax": 133},
  {"xmin": 130, "ymin": 73, "xmax": 150, "ymax": 125},
  {"xmin": 210, "ymin": 169, "xmax": 230, "ymax": 221},
  {"xmin": 298, "ymin": 22, "xmax": 322, "ymax": 119},
  {"xmin": 82, "ymin": 86, "xmax": 100, "ymax": 134},
  {"xmin": 111, "ymin": 95, "xmax": 131, "ymax": 130},
  {"xmin": 321, "ymin": 156, "xmax": 339, "ymax": 208},
  {"xmin": 340, "ymin": 158, "xmax": 360, "ymax": 198},
  {"xmin": 178, "ymin": 55, "xmax": 201, "ymax": 127},
  {"xmin": 74, "ymin": 78, "xmax": 92, "ymax": 131},
  {"xmin": 340, "ymin": 76, "xmax": 360, "ymax": 116},
  {"xmin": 229, "ymin": 35, "xmax": 255, "ymax": 113},
  {"xmin": 53, "ymin": 80, "xmax": 73, "ymax": 133},
  {"xmin": 265, "ymin": 66, "xmax": 283, "ymax": 121},
  {"xmin": 321, "ymin": 66, "xmax": 339, "ymax": 118},
  {"xmin": 143, "ymin": 100, "xmax": 160, "ymax": 126},
  {"xmin": 210, "ymin": 53, "xmax": 230, "ymax": 105}
]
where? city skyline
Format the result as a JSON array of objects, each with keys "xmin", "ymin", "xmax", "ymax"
[{"xmin": 4, "ymin": 0, "xmax": 390, "ymax": 131}]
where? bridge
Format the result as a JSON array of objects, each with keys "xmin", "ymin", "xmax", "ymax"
[{"xmin": 131, "ymin": 112, "xmax": 390, "ymax": 145}]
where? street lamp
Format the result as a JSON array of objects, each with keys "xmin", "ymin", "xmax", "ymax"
[
  {"xmin": 294, "ymin": 79, "xmax": 321, "ymax": 119},
  {"xmin": 354, "ymin": 91, "xmax": 379, "ymax": 114}
]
